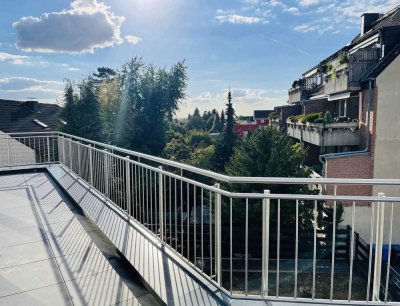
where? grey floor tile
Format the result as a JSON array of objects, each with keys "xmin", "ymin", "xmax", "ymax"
[
  {"xmin": 0, "ymin": 188, "xmax": 31, "ymax": 210},
  {"xmin": 0, "ymin": 283, "xmax": 72, "ymax": 306},
  {"xmin": 0, "ymin": 175, "xmax": 26, "ymax": 188},
  {"xmin": 0, "ymin": 216, "xmax": 41, "ymax": 233},
  {"xmin": 0, "ymin": 170, "xmax": 161, "ymax": 305},
  {"xmin": 0, "ymin": 205, "xmax": 36, "ymax": 221},
  {"xmin": 0, "ymin": 226, "xmax": 45, "ymax": 248},
  {"xmin": 0, "ymin": 258, "xmax": 64, "ymax": 297},
  {"xmin": 0, "ymin": 240, "xmax": 54, "ymax": 269}
]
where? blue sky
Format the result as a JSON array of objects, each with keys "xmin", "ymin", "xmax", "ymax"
[{"xmin": 0, "ymin": 0, "xmax": 398, "ymax": 116}]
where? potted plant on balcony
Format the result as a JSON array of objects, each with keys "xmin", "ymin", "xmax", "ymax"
[
  {"xmin": 324, "ymin": 111, "xmax": 333, "ymax": 123},
  {"xmin": 339, "ymin": 54, "xmax": 349, "ymax": 65}
]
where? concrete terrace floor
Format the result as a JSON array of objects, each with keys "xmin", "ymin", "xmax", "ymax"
[{"xmin": 0, "ymin": 171, "xmax": 161, "ymax": 306}]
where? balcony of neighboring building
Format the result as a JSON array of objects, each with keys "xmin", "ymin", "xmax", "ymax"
[
  {"xmin": 287, "ymin": 120, "xmax": 360, "ymax": 147},
  {"xmin": 288, "ymin": 86, "xmax": 303, "ymax": 104},
  {"xmin": 286, "ymin": 110, "xmax": 360, "ymax": 147},
  {"xmin": 324, "ymin": 48, "xmax": 380, "ymax": 95}
]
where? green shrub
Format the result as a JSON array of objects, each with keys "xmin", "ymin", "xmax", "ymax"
[
  {"xmin": 339, "ymin": 54, "xmax": 349, "ymax": 65},
  {"xmin": 318, "ymin": 63, "xmax": 333, "ymax": 74},
  {"xmin": 324, "ymin": 111, "xmax": 333, "ymax": 123},
  {"xmin": 300, "ymin": 112, "xmax": 321, "ymax": 124},
  {"xmin": 268, "ymin": 112, "xmax": 278, "ymax": 120}
]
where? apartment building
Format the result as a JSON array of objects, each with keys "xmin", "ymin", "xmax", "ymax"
[{"xmin": 272, "ymin": 6, "xmax": 400, "ymax": 241}]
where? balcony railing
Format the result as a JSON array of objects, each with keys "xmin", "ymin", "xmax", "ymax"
[
  {"xmin": 288, "ymin": 86, "xmax": 304, "ymax": 104},
  {"xmin": 1, "ymin": 131, "xmax": 400, "ymax": 304},
  {"xmin": 324, "ymin": 48, "xmax": 380, "ymax": 95},
  {"xmin": 286, "ymin": 121, "xmax": 360, "ymax": 147},
  {"xmin": 269, "ymin": 119, "xmax": 281, "ymax": 131}
]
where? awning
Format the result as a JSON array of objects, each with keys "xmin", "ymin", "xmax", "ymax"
[
  {"xmin": 309, "ymin": 94, "xmax": 327, "ymax": 100},
  {"xmin": 328, "ymin": 92, "xmax": 351, "ymax": 101}
]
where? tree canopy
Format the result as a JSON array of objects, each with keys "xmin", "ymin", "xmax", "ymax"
[
  {"xmin": 213, "ymin": 90, "xmax": 236, "ymax": 171},
  {"xmin": 116, "ymin": 57, "xmax": 187, "ymax": 155},
  {"xmin": 59, "ymin": 79, "xmax": 103, "ymax": 141},
  {"xmin": 59, "ymin": 57, "xmax": 187, "ymax": 156}
]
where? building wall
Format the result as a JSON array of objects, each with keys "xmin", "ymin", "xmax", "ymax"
[
  {"xmin": 275, "ymin": 104, "xmax": 301, "ymax": 129},
  {"xmin": 346, "ymin": 96, "xmax": 359, "ymax": 119},
  {"xmin": 303, "ymin": 100, "xmax": 326, "ymax": 114},
  {"xmin": 359, "ymin": 87, "xmax": 378, "ymax": 153},
  {"xmin": 324, "ymin": 55, "xmax": 400, "ymax": 244},
  {"xmin": 325, "ymin": 154, "xmax": 375, "ymax": 243},
  {"xmin": 369, "ymin": 54, "xmax": 400, "ymax": 244},
  {"xmin": 325, "ymin": 154, "xmax": 373, "ymax": 203},
  {"xmin": 373, "ymin": 53, "xmax": 400, "ymax": 190}
]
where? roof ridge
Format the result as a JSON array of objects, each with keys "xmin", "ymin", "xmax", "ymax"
[{"xmin": 369, "ymin": 5, "xmax": 400, "ymax": 27}]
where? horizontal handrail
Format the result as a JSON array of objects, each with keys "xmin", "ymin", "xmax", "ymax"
[
  {"xmin": 53, "ymin": 132, "xmax": 400, "ymax": 186},
  {"xmin": 63, "ymin": 137, "xmax": 400, "ymax": 202},
  {"xmin": 3, "ymin": 131, "xmax": 400, "ymax": 185}
]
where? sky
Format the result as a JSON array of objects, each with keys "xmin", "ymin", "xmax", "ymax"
[{"xmin": 0, "ymin": 0, "xmax": 399, "ymax": 117}]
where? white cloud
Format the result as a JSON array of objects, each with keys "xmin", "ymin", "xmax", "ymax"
[
  {"xmin": 0, "ymin": 77, "xmax": 64, "ymax": 100},
  {"xmin": 60, "ymin": 63, "xmax": 80, "ymax": 71},
  {"xmin": 294, "ymin": 0, "xmax": 399, "ymax": 34},
  {"xmin": 243, "ymin": 0, "xmax": 263, "ymax": 4},
  {"xmin": 269, "ymin": 0, "xmax": 286, "ymax": 8},
  {"xmin": 221, "ymin": 0, "xmax": 399, "ymax": 35},
  {"xmin": 0, "ymin": 77, "xmax": 63, "ymax": 92},
  {"xmin": 285, "ymin": 7, "xmax": 301, "ymax": 15},
  {"xmin": 216, "ymin": 14, "xmax": 268, "ymax": 24},
  {"xmin": 315, "ymin": 3, "xmax": 335, "ymax": 13},
  {"xmin": 67, "ymin": 67, "xmax": 80, "ymax": 71},
  {"xmin": 12, "ymin": 0, "xmax": 127, "ymax": 53},
  {"xmin": 334, "ymin": 0, "xmax": 399, "ymax": 18},
  {"xmin": 294, "ymin": 24, "xmax": 320, "ymax": 32},
  {"xmin": 298, "ymin": 0, "xmax": 322, "ymax": 6},
  {"xmin": 0, "ymin": 52, "xmax": 29, "ymax": 64},
  {"xmin": 125, "ymin": 35, "xmax": 142, "ymax": 45}
]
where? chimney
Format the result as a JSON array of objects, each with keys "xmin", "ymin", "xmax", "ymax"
[
  {"xmin": 24, "ymin": 100, "xmax": 39, "ymax": 112},
  {"xmin": 360, "ymin": 13, "xmax": 381, "ymax": 36}
]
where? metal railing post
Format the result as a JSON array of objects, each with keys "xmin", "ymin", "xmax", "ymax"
[
  {"xmin": 57, "ymin": 136, "xmax": 61, "ymax": 163},
  {"xmin": 88, "ymin": 145, "xmax": 93, "ymax": 186},
  {"xmin": 215, "ymin": 183, "xmax": 222, "ymax": 285},
  {"xmin": 159, "ymin": 166, "xmax": 164, "ymax": 243},
  {"xmin": 77, "ymin": 141, "xmax": 81, "ymax": 175},
  {"xmin": 47, "ymin": 136, "xmax": 50, "ymax": 163},
  {"xmin": 68, "ymin": 138, "xmax": 72, "ymax": 170},
  {"xmin": 126, "ymin": 156, "xmax": 131, "ymax": 216},
  {"xmin": 7, "ymin": 137, "xmax": 11, "ymax": 166},
  {"xmin": 262, "ymin": 189, "xmax": 270, "ymax": 297},
  {"xmin": 104, "ymin": 150, "xmax": 109, "ymax": 197},
  {"xmin": 61, "ymin": 137, "xmax": 66, "ymax": 164},
  {"xmin": 372, "ymin": 192, "xmax": 385, "ymax": 301}
]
